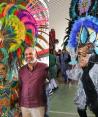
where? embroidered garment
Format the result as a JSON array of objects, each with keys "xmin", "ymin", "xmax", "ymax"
[{"xmin": 0, "ymin": 79, "xmax": 19, "ymax": 117}]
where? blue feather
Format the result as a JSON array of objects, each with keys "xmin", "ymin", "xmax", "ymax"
[
  {"xmin": 89, "ymin": 32, "xmax": 96, "ymax": 43},
  {"xmin": 80, "ymin": 26, "xmax": 88, "ymax": 44},
  {"xmin": 68, "ymin": 16, "xmax": 98, "ymax": 48}
]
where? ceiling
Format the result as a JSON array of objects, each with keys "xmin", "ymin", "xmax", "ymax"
[{"xmin": 49, "ymin": 0, "xmax": 71, "ymax": 49}]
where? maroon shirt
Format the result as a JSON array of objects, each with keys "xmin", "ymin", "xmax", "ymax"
[{"xmin": 19, "ymin": 62, "xmax": 48, "ymax": 108}]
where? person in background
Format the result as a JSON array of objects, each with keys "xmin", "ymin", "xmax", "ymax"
[
  {"xmin": 19, "ymin": 47, "xmax": 48, "ymax": 117},
  {"xmin": 56, "ymin": 49, "xmax": 62, "ymax": 78},
  {"xmin": 49, "ymin": 50, "xmax": 58, "ymax": 93},
  {"xmin": 60, "ymin": 49, "xmax": 70, "ymax": 83}
]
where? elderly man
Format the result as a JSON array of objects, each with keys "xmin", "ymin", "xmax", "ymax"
[{"xmin": 19, "ymin": 47, "xmax": 48, "ymax": 117}]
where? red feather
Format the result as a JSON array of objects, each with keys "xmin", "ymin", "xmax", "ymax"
[
  {"xmin": 14, "ymin": 10, "xmax": 19, "ymax": 16},
  {"xmin": 17, "ymin": 48, "xmax": 22, "ymax": 58},
  {"xmin": 25, "ymin": 35, "xmax": 32, "ymax": 46}
]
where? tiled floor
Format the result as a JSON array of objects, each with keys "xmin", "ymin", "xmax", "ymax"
[{"xmin": 49, "ymin": 83, "xmax": 94, "ymax": 117}]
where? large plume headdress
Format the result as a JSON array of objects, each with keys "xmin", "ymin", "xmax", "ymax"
[
  {"xmin": 64, "ymin": 0, "xmax": 98, "ymax": 64},
  {"xmin": 0, "ymin": 0, "xmax": 49, "ymax": 66}
]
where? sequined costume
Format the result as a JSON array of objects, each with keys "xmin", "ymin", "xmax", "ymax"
[
  {"xmin": 74, "ymin": 64, "xmax": 98, "ymax": 109},
  {"xmin": 74, "ymin": 54, "xmax": 98, "ymax": 117}
]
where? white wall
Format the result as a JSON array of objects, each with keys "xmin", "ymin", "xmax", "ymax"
[{"xmin": 49, "ymin": 0, "xmax": 71, "ymax": 50}]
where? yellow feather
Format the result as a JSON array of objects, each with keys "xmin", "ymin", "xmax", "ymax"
[{"xmin": 7, "ymin": 15, "xmax": 25, "ymax": 52}]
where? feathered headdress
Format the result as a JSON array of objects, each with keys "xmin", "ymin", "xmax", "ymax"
[
  {"xmin": 64, "ymin": 0, "xmax": 98, "ymax": 64},
  {"xmin": 0, "ymin": 0, "xmax": 49, "ymax": 66}
]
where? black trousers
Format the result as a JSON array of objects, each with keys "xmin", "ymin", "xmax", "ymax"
[
  {"xmin": 91, "ymin": 103, "xmax": 98, "ymax": 117},
  {"xmin": 78, "ymin": 105, "xmax": 98, "ymax": 117},
  {"xmin": 77, "ymin": 108, "xmax": 87, "ymax": 117}
]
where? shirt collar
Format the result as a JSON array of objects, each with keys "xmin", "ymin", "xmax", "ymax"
[{"xmin": 27, "ymin": 61, "xmax": 37, "ymax": 71}]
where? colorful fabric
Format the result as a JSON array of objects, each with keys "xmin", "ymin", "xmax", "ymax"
[{"xmin": 0, "ymin": 79, "xmax": 19, "ymax": 117}]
